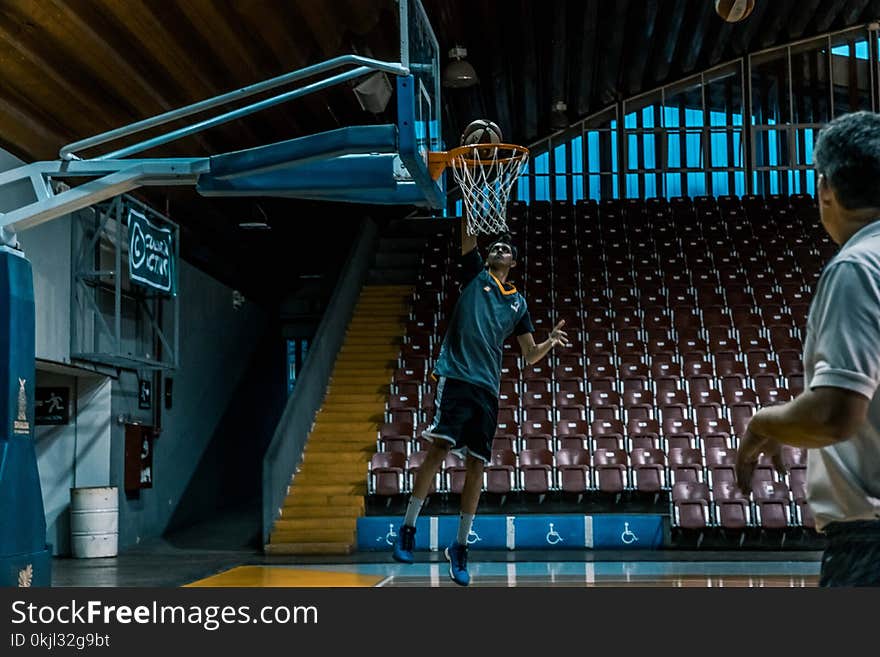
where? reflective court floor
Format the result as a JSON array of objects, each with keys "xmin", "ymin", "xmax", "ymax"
[
  {"xmin": 185, "ymin": 561, "xmax": 820, "ymax": 588},
  {"xmin": 48, "ymin": 508, "xmax": 823, "ymax": 588}
]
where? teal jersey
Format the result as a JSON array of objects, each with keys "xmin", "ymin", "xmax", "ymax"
[{"xmin": 434, "ymin": 249, "xmax": 534, "ymax": 393}]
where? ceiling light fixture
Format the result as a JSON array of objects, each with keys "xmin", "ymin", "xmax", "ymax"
[
  {"xmin": 238, "ymin": 204, "xmax": 271, "ymax": 231},
  {"xmin": 442, "ymin": 46, "xmax": 479, "ymax": 88},
  {"xmin": 550, "ymin": 100, "xmax": 569, "ymax": 130}
]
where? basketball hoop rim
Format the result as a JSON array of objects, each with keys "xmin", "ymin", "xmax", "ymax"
[{"xmin": 427, "ymin": 143, "xmax": 529, "ymax": 181}]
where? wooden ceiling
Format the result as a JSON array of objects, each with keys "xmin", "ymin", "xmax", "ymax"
[{"xmin": 0, "ymin": 0, "xmax": 876, "ymax": 300}]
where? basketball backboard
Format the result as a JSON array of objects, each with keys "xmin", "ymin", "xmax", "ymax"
[
  {"xmin": 397, "ymin": 0, "xmax": 444, "ymax": 203},
  {"xmin": 192, "ymin": 0, "xmax": 445, "ymax": 208}
]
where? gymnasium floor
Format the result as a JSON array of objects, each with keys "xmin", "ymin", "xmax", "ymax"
[{"xmin": 49, "ymin": 505, "xmax": 821, "ymax": 588}]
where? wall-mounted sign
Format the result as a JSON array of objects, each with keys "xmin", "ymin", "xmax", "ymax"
[
  {"xmin": 128, "ymin": 208, "xmax": 175, "ymax": 295},
  {"xmin": 35, "ymin": 387, "xmax": 70, "ymax": 426},
  {"xmin": 138, "ymin": 379, "xmax": 152, "ymax": 410},
  {"xmin": 124, "ymin": 424, "xmax": 153, "ymax": 493}
]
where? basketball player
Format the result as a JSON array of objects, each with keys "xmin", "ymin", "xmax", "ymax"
[
  {"xmin": 735, "ymin": 111, "xmax": 880, "ymax": 587},
  {"xmin": 392, "ymin": 216, "xmax": 569, "ymax": 585}
]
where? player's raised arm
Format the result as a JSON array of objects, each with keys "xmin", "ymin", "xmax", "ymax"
[
  {"xmin": 461, "ymin": 215, "xmax": 477, "ymax": 256},
  {"xmin": 517, "ymin": 320, "xmax": 569, "ymax": 364}
]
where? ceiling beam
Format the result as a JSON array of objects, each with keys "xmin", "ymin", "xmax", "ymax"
[
  {"xmin": 292, "ymin": 0, "xmax": 345, "ymax": 57},
  {"xmin": 651, "ymin": 0, "xmax": 688, "ymax": 83},
  {"xmin": 338, "ymin": 0, "xmax": 383, "ymax": 36},
  {"xmin": 99, "ymin": 1, "xmax": 266, "ymax": 151},
  {"xmin": 549, "ymin": 0, "xmax": 568, "ymax": 109},
  {"xmin": 810, "ymin": 0, "xmax": 848, "ymax": 34},
  {"xmin": 482, "ymin": 0, "xmax": 514, "ymax": 142},
  {"xmin": 287, "ymin": 0, "xmax": 364, "ymax": 129},
  {"xmin": 757, "ymin": 0, "xmax": 797, "ymax": 49},
  {"xmin": 731, "ymin": 0, "xmax": 771, "ymax": 55},
  {"xmin": 0, "ymin": 18, "xmax": 112, "ymax": 143},
  {"xmin": 597, "ymin": 0, "xmax": 630, "ymax": 104},
  {"xmin": 0, "ymin": 94, "xmax": 72, "ymax": 161},
  {"xmin": 839, "ymin": 0, "xmax": 873, "ymax": 26},
  {"xmin": 0, "ymin": 0, "xmax": 224, "ymax": 161},
  {"xmin": 786, "ymin": 0, "xmax": 824, "ymax": 39},
  {"xmin": 625, "ymin": 0, "xmax": 659, "ymax": 95},
  {"xmin": 707, "ymin": 20, "xmax": 736, "ymax": 67},
  {"xmin": 681, "ymin": 0, "xmax": 716, "ymax": 74},
  {"xmin": 574, "ymin": 0, "xmax": 599, "ymax": 116},
  {"xmin": 222, "ymin": 0, "xmax": 337, "ymax": 139},
  {"xmin": 173, "ymin": 0, "xmax": 312, "ymax": 140},
  {"xmin": 35, "ymin": 1, "xmax": 177, "ymax": 117},
  {"xmin": 520, "ymin": 0, "xmax": 539, "ymax": 139}
]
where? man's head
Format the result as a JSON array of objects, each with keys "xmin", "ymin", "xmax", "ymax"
[
  {"xmin": 486, "ymin": 234, "xmax": 518, "ymax": 272},
  {"xmin": 813, "ymin": 111, "xmax": 880, "ymax": 244}
]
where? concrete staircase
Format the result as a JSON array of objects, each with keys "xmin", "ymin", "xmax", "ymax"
[{"xmin": 265, "ymin": 285, "xmax": 412, "ymax": 555}]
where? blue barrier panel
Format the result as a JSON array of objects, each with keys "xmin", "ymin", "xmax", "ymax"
[
  {"xmin": 513, "ymin": 515, "xmax": 591, "ymax": 550},
  {"xmin": 436, "ymin": 514, "xmax": 510, "ymax": 550},
  {"xmin": 360, "ymin": 517, "xmax": 432, "ymax": 551},
  {"xmin": 591, "ymin": 515, "xmax": 665, "ymax": 549},
  {"xmin": 358, "ymin": 514, "xmax": 665, "ymax": 551}
]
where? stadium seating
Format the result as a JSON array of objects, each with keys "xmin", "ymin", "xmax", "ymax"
[{"xmin": 373, "ymin": 194, "xmax": 822, "ymax": 534}]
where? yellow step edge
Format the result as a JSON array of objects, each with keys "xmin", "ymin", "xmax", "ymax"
[
  {"xmin": 270, "ymin": 528, "xmax": 355, "ymax": 543},
  {"xmin": 275, "ymin": 517, "xmax": 358, "ymax": 531},
  {"xmin": 284, "ymin": 493, "xmax": 364, "ymax": 508},
  {"xmin": 263, "ymin": 542, "xmax": 354, "ymax": 555},
  {"xmin": 288, "ymin": 483, "xmax": 365, "ymax": 495},
  {"xmin": 278, "ymin": 505, "xmax": 363, "ymax": 519}
]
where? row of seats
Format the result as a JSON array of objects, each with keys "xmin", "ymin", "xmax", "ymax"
[
  {"xmin": 368, "ymin": 446, "xmax": 812, "ymax": 529},
  {"xmin": 379, "ymin": 411, "xmax": 773, "ymax": 452}
]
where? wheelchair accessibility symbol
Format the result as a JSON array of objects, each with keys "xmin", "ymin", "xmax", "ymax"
[
  {"xmin": 621, "ymin": 522, "xmax": 639, "ymax": 545},
  {"xmin": 546, "ymin": 523, "xmax": 563, "ymax": 545},
  {"xmin": 378, "ymin": 523, "xmax": 397, "ymax": 546},
  {"xmin": 466, "ymin": 529, "xmax": 482, "ymax": 545}
]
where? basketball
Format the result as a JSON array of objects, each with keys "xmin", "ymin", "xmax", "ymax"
[
  {"xmin": 715, "ymin": 0, "xmax": 755, "ymax": 22},
  {"xmin": 460, "ymin": 119, "xmax": 502, "ymax": 146}
]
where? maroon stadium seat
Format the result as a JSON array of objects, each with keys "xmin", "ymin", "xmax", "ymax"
[
  {"xmin": 630, "ymin": 447, "xmax": 667, "ymax": 492},
  {"xmin": 556, "ymin": 447, "xmax": 591, "ymax": 492},
  {"xmin": 485, "ymin": 449, "xmax": 518, "ymax": 494},
  {"xmin": 519, "ymin": 448, "xmax": 554, "ymax": 493},
  {"xmin": 370, "ymin": 452, "xmax": 406, "ymax": 496},
  {"xmin": 672, "ymin": 481, "xmax": 711, "ymax": 529}
]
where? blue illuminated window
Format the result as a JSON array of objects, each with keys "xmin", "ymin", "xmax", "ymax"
[{"xmin": 286, "ymin": 339, "xmax": 309, "ymax": 394}]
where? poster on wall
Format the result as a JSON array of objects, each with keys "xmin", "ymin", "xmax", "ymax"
[
  {"xmin": 127, "ymin": 208, "xmax": 176, "ymax": 295},
  {"xmin": 35, "ymin": 387, "xmax": 70, "ymax": 425},
  {"xmin": 124, "ymin": 424, "xmax": 153, "ymax": 493}
]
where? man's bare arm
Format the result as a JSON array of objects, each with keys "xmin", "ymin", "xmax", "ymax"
[
  {"xmin": 517, "ymin": 321, "xmax": 569, "ymax": 364},
  {"xmin": 747, "ymin": 385, "xmax": 870, "ymax": 448}
]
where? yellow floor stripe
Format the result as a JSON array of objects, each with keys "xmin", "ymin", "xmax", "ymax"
[{"xmin": 185, "ymin": 565, "xmax": 382, "ymax": 588}]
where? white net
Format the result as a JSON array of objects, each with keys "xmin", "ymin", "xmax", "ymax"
[{"xmin": 449, "ymin": 145, "xmax": 529, "ymax": 235}]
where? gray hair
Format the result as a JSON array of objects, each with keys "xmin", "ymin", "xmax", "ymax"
[{"xmin": 813, "ymin": 111, "xmax": 880, "ymax": 210}]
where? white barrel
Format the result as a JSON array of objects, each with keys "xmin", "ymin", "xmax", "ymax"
[{"xmin": 70, "ymin": 486, "xmax": 118, "ymax": 558}]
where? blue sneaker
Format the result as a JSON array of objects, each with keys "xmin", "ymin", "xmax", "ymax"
[
  {"xmin": 392, "ymin": 525, "xmax": 416, "ymax": 564},
  {"xmin": 444, "ymin": 542, "xmax": 470, "ymax": 586}
]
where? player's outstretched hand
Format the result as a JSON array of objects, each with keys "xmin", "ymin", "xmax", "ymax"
[{"xmin": 549, "ymin": 320, "xmax": 570, "ymax": 348}]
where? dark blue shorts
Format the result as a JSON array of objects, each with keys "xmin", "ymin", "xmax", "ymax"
[
  {"xmin": 819, "ymin": 520, "xmax": 880, "ymax": 587},
  {"xmin": 422, "ymin": 376, "xmax": 498, "ymax": 463}
]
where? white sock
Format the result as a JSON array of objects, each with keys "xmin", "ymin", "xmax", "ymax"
[
  {"xmin": 457, "ymin": 513, "xmax": 475, "ymax": 545},
  {"xmin": 403, "ymin": 496, "xmax": 424, "ymax": 527}
]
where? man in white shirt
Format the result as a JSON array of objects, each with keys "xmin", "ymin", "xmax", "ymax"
[{"xmin": 736, "ymin": 111, "xmax": 880, "ymax": 587}]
